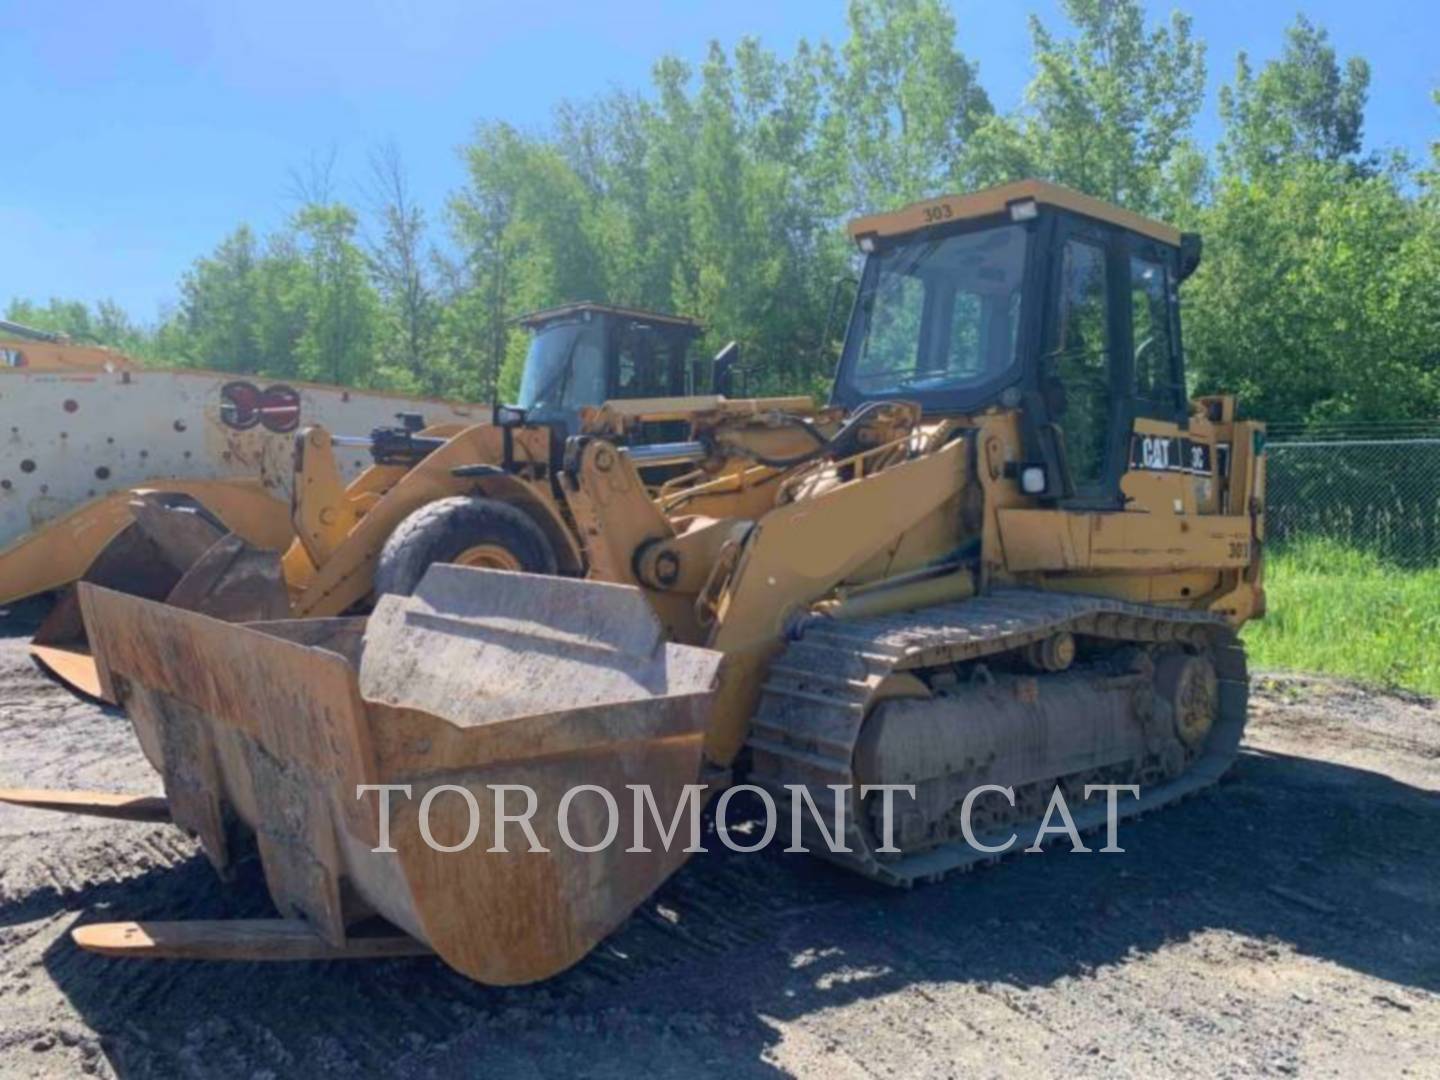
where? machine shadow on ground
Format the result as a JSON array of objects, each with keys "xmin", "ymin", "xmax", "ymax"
[{"xmin": 24, "ymin": 735, "xmax": 1438, "ymax": 1076}]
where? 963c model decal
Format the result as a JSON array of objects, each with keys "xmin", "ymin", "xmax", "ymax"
[{"xmin": 1129, "ymin": 433, "xmax": 1213, "ymax": 475}]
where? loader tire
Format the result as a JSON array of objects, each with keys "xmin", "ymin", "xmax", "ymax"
[{"xmin": 373, "ymin": 496, "xmax": 558, "ymax": 598}]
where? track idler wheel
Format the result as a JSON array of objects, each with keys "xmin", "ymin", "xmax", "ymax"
[
  {"xmin": 1024, "ymin": 631, "xmax": 1076, "ymax": 672},
  {"xmin": 1154, "ymin": 650, "xmax": 1219, "ymax": 752}
]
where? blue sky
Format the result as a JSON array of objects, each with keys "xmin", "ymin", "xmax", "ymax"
[{"xmin": 3, "ymin": 0, "xmax": 1434, "ymax": 322}]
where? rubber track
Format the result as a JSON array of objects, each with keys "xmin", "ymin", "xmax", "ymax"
[{"xmin": 746, "ymin": 589, "xmax": 1249, "ymax": 886}]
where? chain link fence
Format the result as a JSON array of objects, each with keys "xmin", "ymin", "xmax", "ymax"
[{"xmin": 1266, "ymin": 421, "xmax": 1440, "ymax": 566}]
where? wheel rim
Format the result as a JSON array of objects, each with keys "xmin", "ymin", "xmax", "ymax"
[
  {"xmin": 1172, "ymin": 656, "xmax": 1218, "ymax": 750},
  {"xmin": 452, "ymin": 543, "xmax": 524, "ymax": 572}
]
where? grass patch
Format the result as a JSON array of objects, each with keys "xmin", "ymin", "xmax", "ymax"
[{"xmin": 1242, "ymin": 538, "xmax": 1440, "ymax": 696}]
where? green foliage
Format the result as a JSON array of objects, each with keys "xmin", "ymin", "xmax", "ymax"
[
  {"xmin": 367, "ymin": 143, "xmax": 442, "ymax": 395},
  {"xmin": 1243, "ymin": 539, "xmax": 1440, "ymax": 694},
  {"xmin": 3, "ymin": 296, "xmax": 157, "ymax": 360},
  {"xmin": 1006, "ymin": 0, "xmax": 1208, "ymax": 213},
  {"xmin": 173, "ymin": 226, "xmax": 265, "ymax": 373},
  {"xmin": 1182, "ymin": 16, "xmax": 1438, "ymax": 424},
  {"xmin": 289, "ymin": 203, "xmax": 378, "ymax": 387},
  {"xmin": 5, "ymin": 4, "xmax": 1437, "ymax": 425},
  {"xmin": 828, "ymin": 0, "xmax": 992, "ymax": 208},
  {"xmin": 1184, "ymin": 162, "xmax": 1440, "ymax": 422},
  {"xmin": 1218, "ymin": 15, "xmax": 1371, "ymax": 179}
]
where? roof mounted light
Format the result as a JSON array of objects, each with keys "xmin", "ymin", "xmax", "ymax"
[
  {"xmin": 856, "ymin": 232, "xmax": 878, "ymax": 254},
  {"xmin": 1008, "ymin": 198, "xmax": 1039, "ymax": 222}
]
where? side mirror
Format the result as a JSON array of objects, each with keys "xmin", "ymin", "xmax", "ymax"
[
  {"xmin": 1178, "ymin": 232, "xmax": 1203, "ymax": 282},
  {"xmin": 711, "ymin": 341, "xmax": 741, "ymax": 397}
]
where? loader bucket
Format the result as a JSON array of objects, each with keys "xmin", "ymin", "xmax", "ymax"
[
  {"xmin": 31, "ymin": 496, "xmax": 287, "ymax": 702},
  {"xmin": 162, "ymin": 533, "xmax": 289, "ymax": 622},
  {"xmin": 79, "ymin": 565, "xmax": 723, "ymax": 985}
]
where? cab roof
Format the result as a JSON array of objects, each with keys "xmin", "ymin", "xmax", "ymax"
[
  {"xmin": 847, "ymin": 179, "xmax": 1182, "ymax": 248},
  {"xmin": 517, "ymin": 302, "xmax": 703, "ymax": 335}
]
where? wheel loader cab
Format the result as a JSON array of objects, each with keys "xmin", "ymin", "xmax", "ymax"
[
  {"xmin": 839, "ymin": 179, "xmax": 1199, "ymax": 507},
  {"xmin": 514, "ymin": 303, "xmax": 703, "ymax": 440}
]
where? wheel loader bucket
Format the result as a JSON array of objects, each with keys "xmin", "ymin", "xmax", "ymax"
[
  {"xmin": 162, "ymin": 533, "xmax": 289, "ymax": 622},
  {"xmin": 30, "ymin": 495, "xmax": 287, "ymax": 702},
  {"xmin": 79, "ymin": 565, "xmax": 723, "ymax": 985}
]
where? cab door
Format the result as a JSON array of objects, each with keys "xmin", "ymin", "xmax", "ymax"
[
  {"xmin": 1040, "ymin": 218, "xmax": 1130, "ymax": 506},
  {"xmin": 1118, "ymin": 235, "xmax": 1213, "ymax": 516}
]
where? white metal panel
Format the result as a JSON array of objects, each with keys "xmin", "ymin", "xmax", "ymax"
[{"xmin": 0, "ymin": 368, "xmax": 485, "ymax": 550}]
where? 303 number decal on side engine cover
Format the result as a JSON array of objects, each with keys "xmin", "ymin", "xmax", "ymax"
[{"xmin": 1129, "ymin": 434, "xmax": 1213, "ymax": 476}]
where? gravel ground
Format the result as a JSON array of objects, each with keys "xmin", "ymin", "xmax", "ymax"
[{"xmin": 1, "ymin": 597, "xmax": 1436, "ymax": 1078}]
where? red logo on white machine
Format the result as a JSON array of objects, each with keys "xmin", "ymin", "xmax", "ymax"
[{"xmin": 220, "ymin": 382, "xmax": 301, "ymax": 433}]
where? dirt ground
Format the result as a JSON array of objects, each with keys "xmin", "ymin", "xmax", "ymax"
[{"xmin": 1, "ymin": 598, "xmax": 1437, "ymax": 1079}]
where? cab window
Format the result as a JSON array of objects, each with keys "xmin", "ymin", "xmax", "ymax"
[
  {"xmin": 1129, "ymin": 256, "xmax": 1177, "ymax": 407},
  {"xmin": 615, "ymin": 323, "xmax": 685, "ymax": 399},
  {"xmin": 846, "ymin": 223, "xmax": 1027, "ymax": 397},
  {"xmin": 1049, "ymin": 238, "xmax": 1112, "ymax": 491}
]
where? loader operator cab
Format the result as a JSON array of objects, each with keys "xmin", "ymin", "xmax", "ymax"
[
  {"xmin": 513, "ymin": 303, "xmax": 706, "ymax": 442},
  {"xmin": 835, "ymin": 180, "xmax": 1201, "ymax": 507},
  {"xmin": 369, "ymin": 304, "xmax": 715, "ymax": 469}
]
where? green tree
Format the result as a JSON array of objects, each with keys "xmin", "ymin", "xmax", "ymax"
[
  {"xmin": 12, "ymin": 2, "xmax": 1437, "ymax": 428},
  {"xmin": 1181, "ymin": 16, "xmax": 1435, "ymax": 426},
  {"xmin": 366, "ymin": 143, "xmax": 442, "ymax": 393},
  {"xmin": 4, "ymin": 297, "xmax": 153, "ymax": 358},
  {"xmin": 249, "ymin": 231, "xmax": 309, "ymax": 378},
  {"xmin": 1218, "ymin": 15, "xmax": 1371, "ymax": 179},
  {"xmin": 291, "ymin": 203, "xmax": 380, "ymax": 387},
  {"xmin": 1185, "ymin": 163, "xmax": 1440, "ymax": 423},
  {"xmin": 172, "ymin": 225, "xmax": 263, "ymax": 372},
  {"xmin": 826, "ymin": 0, "xmax": 992, "ymax": 211},
  {"xmin": 449, "ymin": 123, "xmax": 606, "ymax": 400},
  {"xmin": 974, "ymin": 0, "xmax": 1206, "ymax": 214}
]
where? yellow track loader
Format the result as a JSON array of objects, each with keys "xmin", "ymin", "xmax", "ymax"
[
  {"xmin": 28, "ymin": 302, "xmax": 815, "ymax": 699},
  {"xmin": 4, "ymin": 180, "xmax": 1267, "ymax": 988}
]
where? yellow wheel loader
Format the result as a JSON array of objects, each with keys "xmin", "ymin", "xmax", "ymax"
[
  {"xmin": 4, "ymin": 181, "xmax": 1267, "ymax": 988},
  {"xmin": 28, "ymin": 302, "xmax": 815, "ymax": 699}
]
